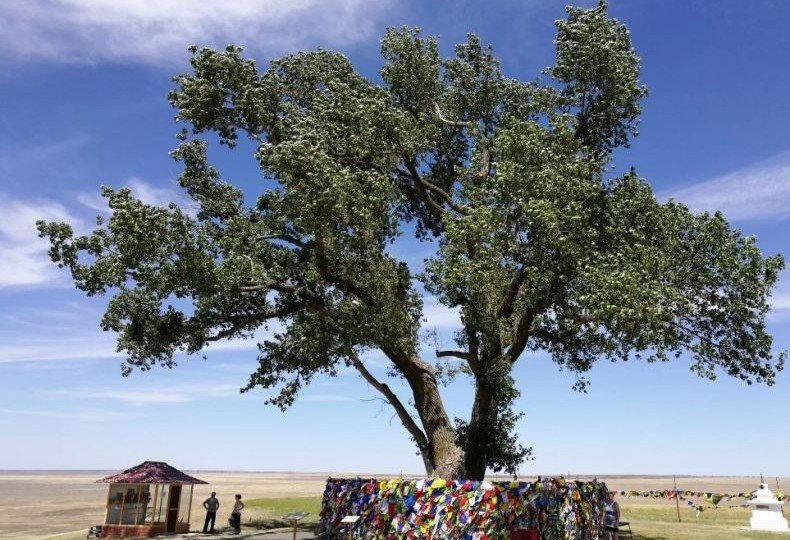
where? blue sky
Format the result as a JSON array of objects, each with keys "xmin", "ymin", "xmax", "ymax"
[{"xmin": 0, "ymin": 0, "xmax": 789, "ymax": 476}]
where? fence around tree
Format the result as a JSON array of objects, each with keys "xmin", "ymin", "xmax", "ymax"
[{"xmin": 319, "ymin": 477, "xmax": 610, "ymax": 539}]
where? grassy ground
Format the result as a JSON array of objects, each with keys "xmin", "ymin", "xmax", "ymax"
[
  {"xmin": 621, "ymin": 503, "xmax": 788, "ymax": 540},
  {"xmin": 241, "ymin": 497, "xmax": 789, "ymax": 539},
  {"xmin": 244, "ymin": 496, "xmax": 323, "ymax": 530}
]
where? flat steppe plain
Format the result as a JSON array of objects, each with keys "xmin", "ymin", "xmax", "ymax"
[{"xmin": 0, "ymin": 471, "xmax": 786, "ymax": 540}]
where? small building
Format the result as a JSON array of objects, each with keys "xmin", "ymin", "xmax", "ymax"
[
  {"xmin": 749, "ymin": 483, "xmax": 789, "ymax": 532},
  {"xmin": 96, "ymin": 461, "xmax": 208, "ymax": 538}
]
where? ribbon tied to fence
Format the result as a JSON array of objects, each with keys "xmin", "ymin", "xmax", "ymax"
[{"xmin": 320, "ymin": 477, "xmax": 611, "ymax": 539}]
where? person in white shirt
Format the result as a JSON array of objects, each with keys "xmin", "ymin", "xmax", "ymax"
[{"xmin": 230, "ymin": 494, "xmax": 244, "ymax": 534}]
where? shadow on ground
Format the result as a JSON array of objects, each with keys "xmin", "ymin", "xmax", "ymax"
[{"xmin": 246, "ymin": 518, "xmax": 320, "ymax": 532}]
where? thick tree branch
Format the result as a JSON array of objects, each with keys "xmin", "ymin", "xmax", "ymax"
[
  {"xmin": 204, "ymin": 305, "xmax": 296, "ymax": 342},
  {"xmin": 348, "ymin": 351, "xmax": 430, "ymax": 454},
  {"xmin": 462, "ymin": 315, "xmax": 481, "ymax": 376},
  {"xmin": 231, "ymin": 121, "xmax": 265, "ymax": 144},
  {"xmin": 261, "ymin": 234, "xmax": 307, "ymax": 249},
  {"xmin": 379, "ymin": 344, "xmax": 463, "ymax": 477},
  {"xmin": 507, "ymin": 273, "xmax": 566, "ymax": 363},
  {"xmin": 476, "ymin": 145, "xmax": 491, "ymax": 180},
  {"xmin": 204, "ymin": 322, "xmax": 250, "ymax": 342},
  {"xmin": 436, "ymin": 349, "xmax": 473, "ymax": 361},
  {"xmin": 413, "ymin": 178, "xmax": 450, "ymax": 218},
  {"xmin": 394, "ymin": 170, "xmax": 445, "ymax": 225},
  {"xmin": 404, "ymin": 160, "xmax": 471, "ymax": 216},
  {"xmin": 310, "ymin": 247, "xmax": 372, "ymax": 306},
  {"xmin": 496, "ymin": 266, "xmax": 527, "ymax": 318},
  {"xmin": 507, "ymin": 308, "xmax": 531, "ymax": 363},
  {"xmin": 528, "ymin": 327, "xmax": 560, "ymax": 344},
  {"xmin": 669, "ymin": 319, "xmax": 723, "ymax": 351},
  {"xmin": 433, "ymin": 101, "xmax": 475, "ymax": 129},
  {"xmin": 239, "ymin": 280, "xmax": 300, "ymax": 293}
]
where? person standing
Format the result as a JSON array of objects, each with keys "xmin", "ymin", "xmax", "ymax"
[
  {"xmin": 604, "ymin": 491, "xmax": 621, "ymax": 540},
  {"xmin": 230, "ymin": 494, "xmax": 244, "ymax": 534},
  {"xmin": 202, "ymin": 491, "xmax": 220, "ymax": 534}
]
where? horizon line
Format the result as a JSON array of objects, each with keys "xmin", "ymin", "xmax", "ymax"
[{"xmin": 0, "ymin": 469, "xmax": 779, "ymax": 479}]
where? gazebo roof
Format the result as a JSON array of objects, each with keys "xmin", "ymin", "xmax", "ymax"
[{"xmin": 96, "ymin": 461, "xmax": 208, "ymax": 485}]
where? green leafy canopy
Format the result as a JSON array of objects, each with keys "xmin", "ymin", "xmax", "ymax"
[{"xmin": 38, "ymin": 2, "xmax": 785, "ymax": 477}]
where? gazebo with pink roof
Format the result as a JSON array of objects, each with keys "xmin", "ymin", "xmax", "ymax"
[{"xmin": 96, "ymin": 461, "xmax": 207, "ymax": 538}]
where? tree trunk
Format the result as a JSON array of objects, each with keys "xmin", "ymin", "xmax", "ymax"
[
  {"xmin": 383, "ymin": 346, "xmax": 465, "ymax": 478},
  {"xmin": 463, "ymin": 382, "xmax": 494, "ymax": 480},
  {"xmin": 462, "ymin": 331, "xmax": 503, "ymax": 481},
  {"xmin": 420, "ymin": 384, "xmax": 464, "ymax": 478}
]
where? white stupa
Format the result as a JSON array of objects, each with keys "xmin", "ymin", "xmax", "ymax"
[{"xmin": 749, "ymin": 483, "xmax": 789, "ymax": 532}]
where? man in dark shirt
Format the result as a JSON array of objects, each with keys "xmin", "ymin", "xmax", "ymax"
[{"xmin": 202, "ymin": 491, "xmax": 220, "ymax": 533}]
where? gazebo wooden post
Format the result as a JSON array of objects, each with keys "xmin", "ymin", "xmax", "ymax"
[
  {"xmin": 150, "ymin": 484, "xmax": 159, "ymax": 525},
  {"xmin": 103, "ymin": 486, "xmax": 111, "ymax": 525},
  {"xmin": 186, "ymin": 484, "xmax": 194, "ymax": 526},
  {"xmin": 134, "ymin": 485, "xmax": 140, "ymax": 525},
  {"xmin": 159, "ymin": 485, "xmax": 167, "ymax": 523},
  {"xmin": 118, "ymin": 485, "xmax": 126, "ymax": 525},
  {"xmin": 139, "ymin": 485, "xmax": 145, "ymax": 525}
]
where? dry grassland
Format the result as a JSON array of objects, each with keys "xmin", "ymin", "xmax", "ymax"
[{"xmin": 0, "ymin": 471, "xmax": 786, "ymax": 540}]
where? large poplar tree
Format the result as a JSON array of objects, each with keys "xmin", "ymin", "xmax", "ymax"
[{"xmin": 39, "ymin": 2, "xmax": 784, "ymax": 479}]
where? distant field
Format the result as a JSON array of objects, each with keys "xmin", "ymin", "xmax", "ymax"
[
  {"xmin": 620, "ymin": 504, "xmax": 787, "ymax": 540},
  {"xmin": 0, "ymin": 471, "xmax": 786, "ymax": 539}
]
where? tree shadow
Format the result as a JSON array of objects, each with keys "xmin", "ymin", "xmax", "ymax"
[{"xmin": 244, "ymin": 517, "xmax": 320, "ymax": 532}]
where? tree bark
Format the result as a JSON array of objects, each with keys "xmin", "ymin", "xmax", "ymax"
[
  {"xmin": 348, "ymin": 352, "xmax": 436, "ymax": 476},
  {"xmin": 463, "ymin": 382, "xmax": 495, "ymax": 480},
  {"xmin": 382, "ymin": 346, "xmax": 465, "ymax": 478}
]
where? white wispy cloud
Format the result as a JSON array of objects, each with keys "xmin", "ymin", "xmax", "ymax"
[
  {"xmin": 661, "ymin": 151, "xmax": 790, "ymax": 221},
  {"xmin": 24, "ymin": 303, "xmax": 98, "ymax": 321},
  {"xmin": 422, "ymin": 297, "xmax": 462, "ymax": 330},
  {"xmin": 0, "ymin": 134, "xmax": 92, "ymax": 205},
  {"xmin": 126, "ymin": 178, "xmax": 184, "ymax": 208},
  {"xmin": 0, "ymin": 194, "xmax": 84, "ymax": 288},
  {"xmin": 0, "ymin": 0, "xmax": 396, "ymax": 66},
  {"xmin": 49, "ymin": 383, "xmax": 241, "ymax": 404},
  {"xmin": 0, "ymin": 133, "xmax": 90, "ymax": 173},
  {"xmin": 772, "ymin": 294, "xmax": 790, "ymax": 310},
  {"xmin": 0, "ymin": 179, "xmax": 190, "ymax": 290},
  {"xmin": 0, "ymin": 407, "xmax": 144, "ymax": 422},
  {"xmin": 0, "ymin": 329, "xmax": 267, "ymax": 364},
  {"xmin": 301, "ymin": 393, "xmax": 355, "ymax": 402},
  {"xmin": 77, "ymin": 177, "xmax": 198, "ymax": 216},
  {"xmin": 210, "ymin": 361, "xmax": 260, "ymax": 373},
  {"xmin": 770, "ymin": 273, "xmax": 790, "ymax": 311},
  {"xmin": 0, "ymin": 335, "xmax": 120, "ymax": 363}
]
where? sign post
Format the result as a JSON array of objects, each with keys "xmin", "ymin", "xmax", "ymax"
[
  {"xmin": 282, "ymin": 511, "xmax": 310, "ymax": 540},
  {"xmin": 340, "ymin": 515, "xmax": 360, "ymax": 540}
]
